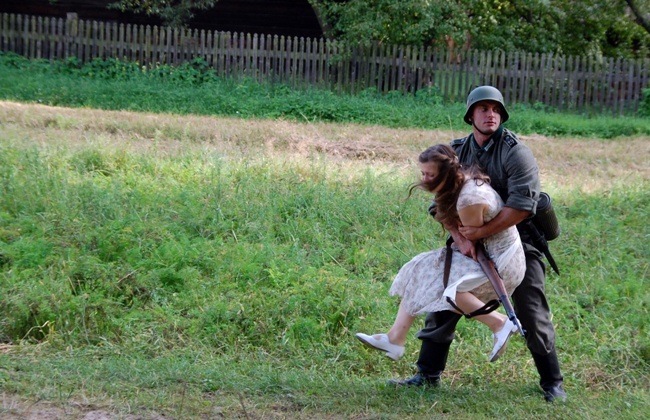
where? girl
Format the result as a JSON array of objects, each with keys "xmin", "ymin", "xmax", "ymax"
[{"xmin": 356, "ymin": 144, "xmax": 526, "ymax": 362}]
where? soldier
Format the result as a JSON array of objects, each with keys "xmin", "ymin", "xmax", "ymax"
[{"xmin": 389, "ymin": 86, "xmax": 567, "ymax": 403}]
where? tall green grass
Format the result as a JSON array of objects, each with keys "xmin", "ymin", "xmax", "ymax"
[
  {"xmin": 0, "ymin": 144, "xmax": 419, "ymax": 350},
  {"xmin": 0, "ymin": 137, "xmax": 648, "ymax": 418},
  {"xmin": 2, "ymin": 52, "xmax": 650, "ymax": 138}
]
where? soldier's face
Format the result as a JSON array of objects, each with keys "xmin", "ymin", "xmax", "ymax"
[{"xmin": 471, "ymin": 101, "xmax": 502, "ymax": 134}]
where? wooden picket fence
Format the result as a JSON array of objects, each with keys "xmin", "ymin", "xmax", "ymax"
[{"xmin": 2, "ymin": 12, "xmax": 650, "ymax": 115}]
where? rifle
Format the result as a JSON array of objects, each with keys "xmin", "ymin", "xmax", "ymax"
[{"xmin": 475, "ymin": 242, "xmax": 526, "ymax": 338}]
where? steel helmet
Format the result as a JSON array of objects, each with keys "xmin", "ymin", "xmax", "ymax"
[{"xmin": 463, "ymin": 86, "xmax": 509, "ymax": 125}]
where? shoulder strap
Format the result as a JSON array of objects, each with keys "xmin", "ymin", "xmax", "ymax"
[
  {"xmin": 502, "ymin": 128, "xmax": 520, "ymax": 148},
  {"xmin": 442, "ymin": 237, "xmax": 500, "ymax": 318},
  {"xmin": 443, "ymin": 236, "xmax": 454, "ymax": 288}
]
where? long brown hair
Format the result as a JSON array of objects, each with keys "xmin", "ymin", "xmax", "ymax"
[{"xmin": 408, "ymin": 144, "xmax": 490, "ymax": 229}]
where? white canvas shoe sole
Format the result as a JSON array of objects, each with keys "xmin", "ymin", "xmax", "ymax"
[{"xmin": 355, "ymin": 333, "xmax": 405, "ymax": 361}]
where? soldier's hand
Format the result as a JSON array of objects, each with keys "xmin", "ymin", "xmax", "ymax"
[{"xmin": 459, "ymin": 225, "xmax": 481, "ymax": 241}]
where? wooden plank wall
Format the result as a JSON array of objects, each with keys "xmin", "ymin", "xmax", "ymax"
[{"xmin": 2, "ymin": 13, "xmax": 649, "ymax": 115}]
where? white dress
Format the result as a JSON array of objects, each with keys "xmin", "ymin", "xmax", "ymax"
[{"xmin": 389, "ymin": 179, "xmax": 526, "ymax": 316}]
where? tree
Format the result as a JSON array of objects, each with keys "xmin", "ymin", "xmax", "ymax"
[
  {"xmin": 319, "ymin": 0, "xmax": 564, "ymax": 52},
  {"xmin": 318, "ymin": 0, "xmax": 467, "ymax": 48},
  {"xmin": 557, "ymin": 0, "xmax": 650, "ymax": 58},
  {"xmin": 109, "ymin": 0, "xmax": 650, "ymax": 57},
  {"xmin": 625, "ymin": 0, "xmax": 650, "ymax": 34},
  {"xmin": 461, "ymin": 0, "xmax": 562, "ymax": 53},
  {"xmin": 109, "ymin": 0, "xmax": 218, "ymax": 27},
  {"xmin": 317, "ymin": 0, "xmax": 650, "ymax": 57}
]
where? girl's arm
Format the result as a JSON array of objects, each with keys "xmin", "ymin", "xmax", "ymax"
[
  {"xmin": 459, "ymin": 206, "xmax": 528, "ymax": 241},
  {"xmin": 458, "ymin": 203, "xmax": 487, "ymax": 228},
  {"xmin": 452, "ymin": 203, "xmax": 487, "ymax": 260}
]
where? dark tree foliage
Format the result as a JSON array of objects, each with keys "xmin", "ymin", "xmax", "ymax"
[
  {"xmin": 625, "ymin": 0, "xmax": 650, "ymax": 34},
  {"xmin": 317, "ymin": 0, "xmax": 650, "ymax": 57},
  {"xmin": 109, "ymin": 0, "xmax": 218, "ymax": 27},
  {"xmin": 109, "ymin": 0, "xmax": 650, "ymax": 57}
]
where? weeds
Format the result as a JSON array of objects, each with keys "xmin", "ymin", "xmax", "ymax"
[
  {"xmin": 0, "ymin": 61, "xmax": 648, "ymax": 417},
  {"xmin": 2, "ymin": 52, "xmax": 650, "ymax": 138}
]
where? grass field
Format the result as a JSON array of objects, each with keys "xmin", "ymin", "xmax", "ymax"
[
  {"xmin": 0, "ymin": 99, "xmax": 648, "ymax": 419},
  {"xmin": 1, "ymin": 43, "xmax": 649, "ymax": 420}
]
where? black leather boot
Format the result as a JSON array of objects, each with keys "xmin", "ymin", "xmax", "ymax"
[
  {"xmin": 532, "ymin": 350, "xmax": 567, "ymax": 402},
  {"xmin": 388, "ymin": 340, "xmax": 450, "ymax": 387}
]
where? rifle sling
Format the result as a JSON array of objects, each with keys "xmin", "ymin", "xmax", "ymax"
[{"xmin": 442, "ymin": 238, "xmax": 499, "ymax": 318}]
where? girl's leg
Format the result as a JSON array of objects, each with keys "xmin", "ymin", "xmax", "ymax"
[
  {"xmin": 385, "ymin": 302, "xmax": 417, "ymax": 346},
  {"xmin": 355, "ymin": 302, "xmax": 414, "ymax": 360},
  {"xmin": 455, "ymin": 292, "xmax": 507, "ymax": 332},
  {"xmin": 455, "ymin": 291, "xmax": 517, "ymax": 361}
]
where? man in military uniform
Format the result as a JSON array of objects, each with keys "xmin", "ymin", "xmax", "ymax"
[{"xmin": 390, "ymin": 86, "xmax": 567, "ymax": 403}]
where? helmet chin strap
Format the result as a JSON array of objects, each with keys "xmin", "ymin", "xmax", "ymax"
[{"xmin": 471, "ymin": 121, "xmax": 495, "ymax": 137}]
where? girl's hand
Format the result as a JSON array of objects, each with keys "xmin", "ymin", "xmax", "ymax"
[{"xmin": 450, "ymin": 229, "xmax": 477, "ymax": 260}]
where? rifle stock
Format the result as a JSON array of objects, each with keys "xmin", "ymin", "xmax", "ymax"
[{"xmin": 475, "ymin": 242, "xmax": 526, "ymax": 338}]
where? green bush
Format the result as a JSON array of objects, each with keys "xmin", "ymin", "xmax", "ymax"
[{"xmin": 638, "ymin": 88, "xmax": 650, "ymax": 117}]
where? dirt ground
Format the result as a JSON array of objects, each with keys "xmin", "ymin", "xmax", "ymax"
[
  {"xmin": 2, "ymin": 100, "xmax": 648, "ymax": 193},
  {"xmin": 1, "ymin": 396, "xmax": 165, "ymax": 420}
]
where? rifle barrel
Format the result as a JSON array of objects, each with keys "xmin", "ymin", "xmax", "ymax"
[{"xmin": 476, "ymin": 242, "xmax": 526, "ymax": 337}]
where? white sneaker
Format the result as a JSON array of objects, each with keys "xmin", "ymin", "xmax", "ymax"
[
  {"xmin": 489, "ymin": 319, "xmax": 518, "ymax": 362},
  {"xmin": 355, "ymin": 333, "xmax": 405, "ymax": 361}
]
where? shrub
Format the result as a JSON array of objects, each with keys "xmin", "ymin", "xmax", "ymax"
[{"xmin": 638, "ymin": 88, "xmax": 650, "ymax": 117}]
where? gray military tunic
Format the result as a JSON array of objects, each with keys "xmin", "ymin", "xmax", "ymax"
[{"xmin": 451, "ymin": 126, "xmax": 541, "ymax": 219}]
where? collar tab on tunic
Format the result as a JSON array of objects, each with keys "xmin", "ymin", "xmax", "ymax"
[{"xmin": 471, "ymin": 126, "xmax": 503, "ymax": 155}]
